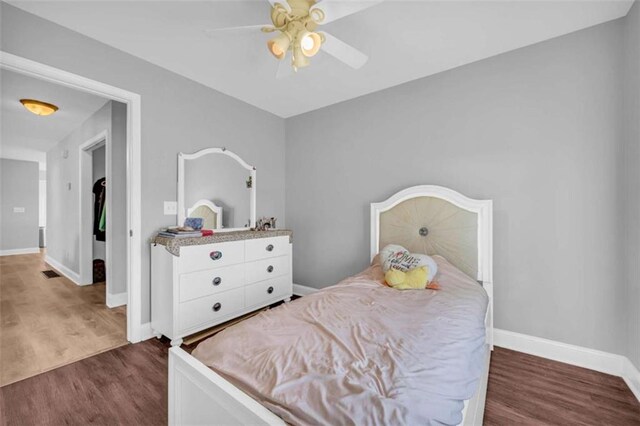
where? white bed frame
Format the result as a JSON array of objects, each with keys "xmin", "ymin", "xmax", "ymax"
[{"xmin": 168, "ymin": 185, "xmax": 493, "ymax": 426}]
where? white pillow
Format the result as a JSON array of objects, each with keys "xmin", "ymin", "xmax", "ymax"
[{"xmin": 380, "ymin": 244, "xmax": 438, "ymax": 282}]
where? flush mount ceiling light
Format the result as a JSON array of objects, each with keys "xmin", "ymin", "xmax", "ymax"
[
  {"xmin": 20, "ymin": 99, "xmax": 59, "ymax": 116},
  {"xmin": 205, "ymin": 0, "xmax": 383, "ymax": 78}
]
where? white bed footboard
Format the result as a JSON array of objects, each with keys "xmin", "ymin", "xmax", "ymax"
[
  {"xmin": 460, "ymin": 349, "xmax": 491, "ymax": 426},
  {"xmin": 169, "ymin": 346, "xmax": 489, "ymax": 426},
  {"xmin": 169, "ymin": 347, "xmax": 285, "ymax": 426}
]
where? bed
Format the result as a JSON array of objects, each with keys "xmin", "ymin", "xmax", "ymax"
[{"xmin": 168, "ymin": 185, "xmax": 494, "ymax": 425}]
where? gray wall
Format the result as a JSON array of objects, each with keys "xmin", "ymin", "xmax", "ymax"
[
  {"xmin": 47, "ymin": 103, "xmax": 109, "ymax": 274},
  {"xmin": 110, "ymin": 101, "xmax": 128, "ymax": 294},
  {"xmin": 286, "ymin": 20, "xmax": 628, "ymax": 355},
  {"xmin": 0, "ymin": 159, "xmax": 39, "ymax": 251},
  {"xmin": 622, "ymin": 1, "xmax": 640, "ymax": 370},
  {"xmin": 46, "ymin": 101, "xmax": 128, "ymax": 295},
  {"xmin": 1, "ymin": 3, "xmax": 286, "ymax": 324}
]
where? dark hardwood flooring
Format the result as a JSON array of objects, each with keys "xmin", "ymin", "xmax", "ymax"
[
  {"xmin": 0, "ymin": 338, "xmax": 167, "ymax": 426},
  {"xmin": 1, "ymin": 341, "xmax": 638, "ymax": 425},
  {"xmin": 485, "ymin": 348, "xmax": 640, "ymax": 425}
]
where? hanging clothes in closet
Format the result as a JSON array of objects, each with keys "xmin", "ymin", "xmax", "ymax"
[{"xmin": 93, "ymin": 177, "xmax": 106, "ymax": 241}]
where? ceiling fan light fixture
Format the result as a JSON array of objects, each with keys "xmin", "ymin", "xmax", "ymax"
[
  {"xmin": 20, "ymin": 99, "xmax": 59, "ymax": 116},
  {"xmin": 299, "ymin": 31, "xmax": 322, "ymax": 57},
  {"xmin": 267, "ymin": 32, "xmax": 291, "ymax": 60}
]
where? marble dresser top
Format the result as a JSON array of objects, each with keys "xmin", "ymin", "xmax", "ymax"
[{"xmin": 152, "ymin": 229, "xmax": 293, "ymax": 256}]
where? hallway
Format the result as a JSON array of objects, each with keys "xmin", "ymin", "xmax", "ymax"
[{"xmin": 0, "ymin": 251, "xmax": 126, "ymax": 386}]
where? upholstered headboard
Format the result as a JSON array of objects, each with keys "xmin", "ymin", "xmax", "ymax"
[
  {"xmin": 370, "ymin": 185, "xmax": 492, "ymax": 282},
  {"xmin": 371, "ymin": 185, "xmax": 494, "ymax": 346},
  {"xmin": 187, "ymin": 199, "xmax": 223, "ymax": 230}
]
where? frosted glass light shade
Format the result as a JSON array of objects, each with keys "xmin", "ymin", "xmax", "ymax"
[{"xmin": 20, "ymin": 99, "xmax": 58, "ymax": 116}]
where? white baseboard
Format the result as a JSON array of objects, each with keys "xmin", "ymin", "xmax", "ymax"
[
  {"xmin": 44, "ymin": 255, "xmax": 81, "ymax": 285},
  {"xmin": 494, "ymin": 329, "xmax": 625, "ymax": 376},
  {"xmin": 139, "ymin": 322, "xmax": 156, "ymax": 341},
  {"xmin": 495, "ymin": 328, "xmax": 639, "ymax": 402},
  {"xmin": 0, "ymin": 247, "xmax": 40, "ymax": 256},
  {"xmin": 293, "ymin": 283, "xmax": 319, "ymax": 296},
  {"xmin": 623, "ymin": 357, "xmax": 640, "ymax": 402},
  {"xmin": 106, "ymin": 292, "xmax": 127, "ymax": 308}
]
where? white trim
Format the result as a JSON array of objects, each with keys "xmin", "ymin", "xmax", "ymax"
[
  {"xmin": 623, "ymin": 357, "xmax": 640, "ymax": 402},
  {"xmin": 177, "ymin": 147, "xmax": 256, "ymax": 230},
  {"xmin": 44, "ymin": 255, "xmax": 81, "ymax": 285},
  {"xmin": 495, "ymin": 328, "xmax": 640, "ymax": 402},
  {"xmin": 106, "ymin": 292, "xmax": 128, "ymax": 308},
  {"xmin": 0, "ymin": 247, "xmax": 40, "ymax": 256},
  {"xmin": 139, "ymin": 322, "xmax": 156, "ymax": 341},
  {"xmin": 292, "ymin": 283, "xmax": 318, "ymax": 296},
  {"xmin": 494, "ymin": 328, "xmax": 624, "ymax": 375},
  {"xmin": 1, "ymin": 51, "xmax": 143, "ymax": 343}
]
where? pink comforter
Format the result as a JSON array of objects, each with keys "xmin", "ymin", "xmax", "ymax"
[{"xmin": 192, "ymin": 256, "xmax": 488, "ymax": 425}]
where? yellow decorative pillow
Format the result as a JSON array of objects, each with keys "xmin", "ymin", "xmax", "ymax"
[{"xmin": 385, "ymin": 266, "xmax": 429, "ymax": 290}]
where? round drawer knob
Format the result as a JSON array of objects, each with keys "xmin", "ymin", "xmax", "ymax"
[
  {"xmin": 210, "ymin": 251, "xmax": 223, "ymax": 261},
  {"xmin": 267, "ymin": 265, "xmax": 274, "ymax": 273},
  {"xmin": 212, "ymin": 277, "xmax": 222, "ymax": 286},
  {"xmin": 266, "ymin": 244, "xmax": 274, "ymax": 252},
  {"xmin": 212, "ymin": 302, "xmax": 222, "ymax": 312},
  {"xmin": 267, "ymin": 286, "xmax": 274, "ymax": 294}
]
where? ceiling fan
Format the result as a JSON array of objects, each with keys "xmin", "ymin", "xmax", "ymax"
[{"xmin": 205, "ymin": 0, "xmax": 383, "ymax": 78}]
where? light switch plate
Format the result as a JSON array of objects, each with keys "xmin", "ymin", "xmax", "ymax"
[
  {"xmin": 164, "ymin": 201, "xmax": 177, "ymax": 215},
  {"xmin": 13, "ymin": 207, "xmax": 25, "ymax": 213}
]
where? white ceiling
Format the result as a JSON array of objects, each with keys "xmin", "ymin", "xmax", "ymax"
[
  {"xmin": 1, "ymin": 69, "xmax": 109, "ymax": 167},
  {"xmin": 8, "ymin": 0, "xmax": 634, "ymax": 118}
]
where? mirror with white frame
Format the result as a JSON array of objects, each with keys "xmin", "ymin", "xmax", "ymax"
[{"xmin": 178, "ymin": 148, "xmax": 256, "ymax": 231}]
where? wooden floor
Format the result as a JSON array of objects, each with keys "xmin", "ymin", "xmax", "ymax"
[
  {"xmin": 0, "ymin": 339, "xmax": 167, "ymax": 426},
  {"xmin": 0, "ymin": 251, "xmax": 127, "ymax": 386},
  {"xmin": 1, "ymin": 340, "xmax": 638, "ymax": 425},
  {"xmin": 485, "ymin": 348, "xmax": 640, "ymax": 425}
]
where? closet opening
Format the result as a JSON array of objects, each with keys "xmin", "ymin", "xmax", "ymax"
[{"xmin": 79, "ymin": 135, "xmax": 110, "ymax": 295}]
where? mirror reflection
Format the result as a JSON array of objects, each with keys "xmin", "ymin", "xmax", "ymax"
[{"xmin": 183, "ymin": 152, "xmax": 251, "ymax": 229}]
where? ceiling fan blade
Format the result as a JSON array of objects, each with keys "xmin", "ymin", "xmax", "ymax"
[
  {"xmin": 204, "ymin": 25, "xmax": 268, "ymax": 37},
  {"xmin": 311, "ymin": 0, "xmax": 383, "ymax": 25},
  {"xmin": 320, "ymin": 32, "xmax": 368, "ymax": 69},
  {"xmin": 267, "ymin": 0, "xmax": 291, "ymax": 12},
  {"xmin": 276, "ymin": 52, "xmax": 294, "ymax": 79}
]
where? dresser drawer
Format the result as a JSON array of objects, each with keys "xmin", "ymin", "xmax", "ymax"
[
  {"xmin": 179, "ymin": 241, "xmax": 245, "ymax": 273},
  {"xmin": 245, "ymin": 236, "xmax": 290, "ymax": 261},
  {"xmin": 246, "ymin": 255, "xmax": 290, "ymax": 284},
  {"xmin": 178, "ymin": 287, "xmax": 244, "ymax": 331},
  {"xmin": 179, "ymin": 264, "xmax": 245, "ymax": 303},
  {"xmin": 245, "ymin": 275, "xmax": 291, "ymax": 308}
]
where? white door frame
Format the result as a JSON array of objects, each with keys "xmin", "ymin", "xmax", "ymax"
[
  {"xmin": 79, "ymin": 132, "xmax": 110, "ymax": 290},
  {"xmin": 0, "ymin": 51, "xmax": 144, "ymax": 343}
]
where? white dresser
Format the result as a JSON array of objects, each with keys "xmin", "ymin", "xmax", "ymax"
[{"xmin": 151, "ymin": 231, "xmax": 293, "ymax": 346}]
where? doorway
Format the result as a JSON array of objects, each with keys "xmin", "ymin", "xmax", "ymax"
[{"xmin": 0, "ymin": 51, "xmax": 143, "ymax": 343}]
